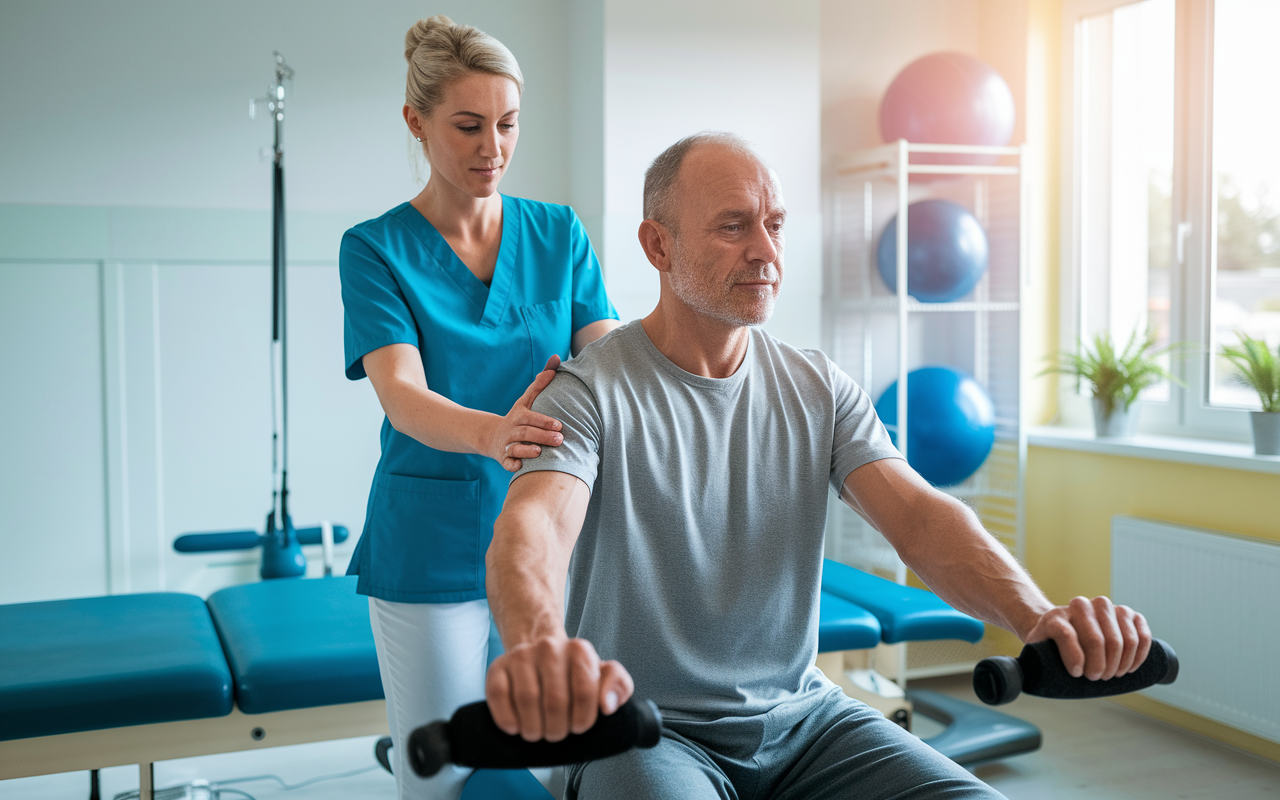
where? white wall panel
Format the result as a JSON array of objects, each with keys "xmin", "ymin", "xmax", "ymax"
[
  {"xmin": 1, "ymin": 244, "xmax": 388, "ymax": 601},
  {"xmin": 0, "ymin": 263, "xmax": 108, "ymax": 603},
  {"xmin": 284, "ymin": 265, "xmax": 384, "ymax": 567},
  {"xmin": 155, "ymin": 263, "xmax": 384, "ymax": 597},
  {"xmin": 156, "ymin": 263, "xmax": 275, "ymax": 595}
]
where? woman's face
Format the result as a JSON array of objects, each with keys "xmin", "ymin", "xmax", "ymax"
[{"xmin": 408, "ymin": 71, "xmax": 520, "ymax": 199}]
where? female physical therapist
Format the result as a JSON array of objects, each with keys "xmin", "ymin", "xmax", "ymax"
[{"xmin": 338, "ymin": 16, "xmax": 619, "ymax": 799}]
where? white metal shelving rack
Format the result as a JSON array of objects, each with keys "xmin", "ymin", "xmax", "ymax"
[{"xmin": 825, "ymin": 140, "xmax": 1029, "ymax": 680}]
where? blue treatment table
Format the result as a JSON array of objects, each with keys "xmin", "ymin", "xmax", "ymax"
[
  {"xmin": 822, "ymin": 558, "xmax": 985, "ymax": 644},
  {"xmin": 0, "ymin": 593, "xmax": 233, "ymax": 741},
  {"xmin": 0, "ymin": 578, "xmax": 389, "ymax": 799},
  {"xmin": 0, "ymin": 565, "xmax": 1033, "ymax": 798},
  {"xmin": 818, "ymin": 591, "xmax": 884, "ymax": 652},
  {"xmin": 206, "ymin": 578, "xmax": 383, "ymax": 714}
]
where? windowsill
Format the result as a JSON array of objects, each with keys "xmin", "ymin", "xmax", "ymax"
[{"xmin": 1028, "ymin": 426, "xmax": 1280, "ymax": 475}]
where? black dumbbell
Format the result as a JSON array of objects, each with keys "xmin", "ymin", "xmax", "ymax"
[
  {"xmin": 974, "ymin": 638, "xmax": 1179, "ymax": 705},
  {"xmin": 408, "ymin": 697, "xmax": 663, "ymax": 777}
]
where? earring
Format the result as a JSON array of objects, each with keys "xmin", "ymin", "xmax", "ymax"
[{"xmin": 415, "ymin": 136, "xmax": 422, "ymax": 142}]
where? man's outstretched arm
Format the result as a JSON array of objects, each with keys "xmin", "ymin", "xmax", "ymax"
[
  {"xmin": 485, "ymin": 470, "xmax": 634, "ymax": 742},
  {"xmin": 841, "ymin": 458, "xmax": 1152, "ymax": 682}
]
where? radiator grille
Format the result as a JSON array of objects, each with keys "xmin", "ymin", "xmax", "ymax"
[{"xmin": 1112, "ymin": 516, "xmax": 1280, "ymax": 744}]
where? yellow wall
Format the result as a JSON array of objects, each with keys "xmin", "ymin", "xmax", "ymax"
[
  {"xmin": 1026, "ymin": 448, "xmax": 1280, "ymax": 603},
  {"xmin": 1025, "ymin": 446, "xmax": 1280, "ymax": 761},
  {"xmin": 1020, "ymin": 0, "xmax": 1280, "ymax": 762}
]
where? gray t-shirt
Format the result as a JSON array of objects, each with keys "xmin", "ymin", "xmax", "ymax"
[{"xmin": 513, "ymin": 320, "xmax": 900, "ymax": 720}]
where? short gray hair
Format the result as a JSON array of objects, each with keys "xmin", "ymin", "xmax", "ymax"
[{"xmin": 643, "ymin": 132, "xmax": 753, "ymax": 231}]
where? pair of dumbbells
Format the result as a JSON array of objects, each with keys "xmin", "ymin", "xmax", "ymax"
[{"xmin": 407, "ymin": 638, "xmax": 1178, "ymax": 776}]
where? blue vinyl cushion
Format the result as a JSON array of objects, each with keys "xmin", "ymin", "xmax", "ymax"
[
  {"xmin": 821, "ymin": 559, "xmax": 984, "ymax": 644},
  {"xmin": 462, "ymin": 768, "xmax": 554, "ymax": 799},
  {"xmin": 817, "ymin": 592, "xmax": 882, "ymax": 652},
  {"xmin": 0, "ymin": 593, "xmax": 233, "ymax": 741},
  {"xmin": 206, "ymin": 576, "xmax": 383, "ymax": 713}
]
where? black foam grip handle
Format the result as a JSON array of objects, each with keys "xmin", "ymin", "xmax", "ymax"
[
  {"xmin": 974, "ymin": 638, "xmax": 1178, "ymax": 705},
  {"xmin": 407, "ymin": 697, "xmax": 663, "ymax": 778}
]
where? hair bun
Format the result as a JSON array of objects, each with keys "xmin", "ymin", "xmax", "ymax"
[{"xmin": 404, "ymin": 15, "xmax": 455, "ymax": 62}]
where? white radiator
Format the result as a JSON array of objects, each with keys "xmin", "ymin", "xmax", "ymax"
[{"xmin": 1112, "ymin": 516, "xmax": 1280, "ymax": 744}]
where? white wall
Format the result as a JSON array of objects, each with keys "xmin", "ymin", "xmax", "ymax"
[
  {"xmin": 0, "ymin": 0, "xmax": 574, "ymax": 211},
  {"xmin": 601, "ymin": 0, "xmax": 824, "ymax": 349}
]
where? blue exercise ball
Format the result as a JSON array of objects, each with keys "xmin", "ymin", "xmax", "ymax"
[
  {"xmin": 877, "ymin": 199, "xmax": 989, "ymax": 303},
  {"xmin": 879, "ymin": 51, "xmax": 1016, "ymax": 168},
  {"xmin": 875, "ymin": 367, "xmax": 995, "ymax": 487}
]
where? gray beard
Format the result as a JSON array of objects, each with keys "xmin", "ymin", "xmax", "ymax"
[{"xmin": 668, "ymin": 241, "xmax": 776, "ymax": 327}]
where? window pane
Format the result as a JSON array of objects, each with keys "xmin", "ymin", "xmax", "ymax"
[
  {"xmin": 1211, "ymin": 0, "xmax": 1280, "ymax": 409},
  {"xmin": 1079, "ymin": 0, "xmax": 1175, "ymax": 400}
]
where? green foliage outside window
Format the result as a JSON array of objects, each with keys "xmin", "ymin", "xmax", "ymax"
[{"xmin": 1216, "ymin": 175, "xmax": 1280, "ymax": 271}]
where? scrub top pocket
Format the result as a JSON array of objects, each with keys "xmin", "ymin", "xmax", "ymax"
[
  {"xmin": 367, "ymin": 473, "xmax": 483, "ymax": 595},
  {"xmin": 521, "ymin": 298, "xmax": 573, "ymax": 368}
]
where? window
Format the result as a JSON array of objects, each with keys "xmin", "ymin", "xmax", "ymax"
[{"xmin": 1064, "ymin": 0, "xmax": 1280, "ymax": 439}]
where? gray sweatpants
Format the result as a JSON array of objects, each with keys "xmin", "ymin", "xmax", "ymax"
[{"xmin": 566, "ymin": 686, "xmax": 1005, "ymax": 800}]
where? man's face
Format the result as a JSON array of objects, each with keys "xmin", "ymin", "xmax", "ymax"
[{"xmin": 665, "ymin": 146, "xmax": 786, "ymax": 327}]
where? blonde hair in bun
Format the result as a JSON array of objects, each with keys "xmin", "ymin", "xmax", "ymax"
[{"xmin": 403, "ymin": 15, "xmax": 524, "ymax": 119}]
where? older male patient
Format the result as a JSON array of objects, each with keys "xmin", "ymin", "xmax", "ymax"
[{"xmin": 484, "ymin": 133, "xmax": 1151, "ymax": 799}]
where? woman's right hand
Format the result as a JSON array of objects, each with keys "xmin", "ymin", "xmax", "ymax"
[{"xmin": 489, "ymin": 355, "xmax": 564, "ymax": 472}]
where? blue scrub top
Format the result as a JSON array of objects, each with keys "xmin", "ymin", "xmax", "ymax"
[{"xmin": 339, "ymin": 195, "xmax": 618, "ymax": 603}]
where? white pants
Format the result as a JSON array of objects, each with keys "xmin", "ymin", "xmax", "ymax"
[{"xmin": 368, "ymin": 597, "xmax": 491, "ymax": 800}]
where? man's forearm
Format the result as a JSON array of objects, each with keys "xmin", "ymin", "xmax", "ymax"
[
  {"xmin": 484, "ymin": 472, "xmax": 632, "ymax": 741},
  {"xmin": 487, "ymin": 511, "xmax": 569, "ymax": 648},
  {"xmin": 842, "ymin": 460, "xmax": 1052, "ymax": 642},
  {"xmin": 845, "ymin": 459, "xmax": 1151, "ymax": 681},
  {"xmin": 899, "ymin": 491, "xmax": 1053, "ymax": 642},
  {"xmin": 486, "ymin": 473, "xmax": 590, "ymax": 649}
]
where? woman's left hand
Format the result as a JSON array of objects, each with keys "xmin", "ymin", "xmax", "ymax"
[{"xmin": 491, "ymin": 355, "xmax": 564, "ymax": 472}]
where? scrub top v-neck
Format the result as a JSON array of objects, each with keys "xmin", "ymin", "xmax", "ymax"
[{"xmin": 339, "ymin": 194, "xmax": 617, "ymax": 603}]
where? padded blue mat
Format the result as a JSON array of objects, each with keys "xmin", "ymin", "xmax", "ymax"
[
  {"xmin": 0, "ymin": 593, "xmax": 233, "ymax": 741},
  {"xmin": 207, "ymin": 576, "xmax": 383, "ymax": 713},
  {"xmin": 822, "ymin": 559, "xmax": 984, "ymax": 644},
  {"xmin": 818, "ymin": 592, "xmax": 882, "ymax": 652}
]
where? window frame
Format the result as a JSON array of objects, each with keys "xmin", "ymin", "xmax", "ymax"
[{"xmin": 1059, "ymin": 0, "xmax": 1254, "ymax": 442}]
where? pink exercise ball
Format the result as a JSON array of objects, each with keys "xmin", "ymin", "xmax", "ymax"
[{"xmin": 879, "ymin": 52, "xmax": 1015, "ymax": 169}]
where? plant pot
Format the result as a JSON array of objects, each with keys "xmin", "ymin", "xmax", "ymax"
[
  {"xmin": 1251, "ymin": 411, "xmax": 1280, "ymax": 456},
  {"xmin": 1092, "ymin": 397, "xmax": 1138, "ymax": 437}
]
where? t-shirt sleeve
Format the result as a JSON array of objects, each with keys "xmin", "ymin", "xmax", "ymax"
[
  {"xmin": 511, "ymin": 369, "xmax": 603, "ymax": 492},
  {"xmin": 828, "ymin": 358, "xmax": 904, "ymax": 493},
  {"xmin": 339, "ymin": 230, "xmax": 420, "ymax": 381},
  {"xmin": 567, "ymin": 209, "xmax": 619, "ymax": 332}
]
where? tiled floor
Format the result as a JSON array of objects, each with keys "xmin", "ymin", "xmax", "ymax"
[
  {"xmin": 4, "ymin": 678, "xmax": 1279, "ymax": 799},
  {"xmin": 915, "ymin": 673, "xmax": 1280, "ymax": 800}
]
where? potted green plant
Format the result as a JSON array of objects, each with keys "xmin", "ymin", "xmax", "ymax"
[
  {"xmin": 1220, "ymin": 332, "xmax": 1280, "ymax": 455},
  {"xmin": 1042, "ymin": 329, "xmax": 1183, "ymax": 437}
]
